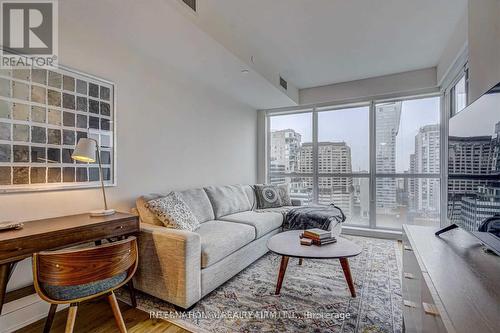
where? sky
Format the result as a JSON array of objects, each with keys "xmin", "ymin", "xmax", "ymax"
[{"xmin": 270, "ymin": 97, "xmax": 440, "ymax": 172}]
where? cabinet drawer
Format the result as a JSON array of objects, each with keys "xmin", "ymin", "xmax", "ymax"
[
  {"xmin": 420, "ymin": 276, "xmax": 447, "ymax": 333},
  {"xmin": 403, "ymin": 247, "xmax": 422, "ymax": 279},
  {"xmin": 403, "ymin": 299, "xmax": 423, "ymax": 333}
]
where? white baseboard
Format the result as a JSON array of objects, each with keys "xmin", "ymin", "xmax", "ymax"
[{"xmin": 0, "ymin": 295, "xmax": 67, "ymax": 333}]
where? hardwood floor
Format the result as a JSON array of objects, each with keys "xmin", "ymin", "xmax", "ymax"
[{"xmin": 16, "ymin": 297, "xmax": 191, "ymax": 333}]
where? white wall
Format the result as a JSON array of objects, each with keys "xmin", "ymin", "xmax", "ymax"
[
  {"xmin": 299, "ymin": 67, "xmax": 438, "ymax": 105},
  {"xmin": 437, "ymin": 8, "xmax": 468, "ymax": 85},
  {"xmin": 468, "ymin": 0, "xmax": 500, "ymax": 102},
  {"xmin": 0, "ymin": 1, "xmax": 257, "ymax": 328}
]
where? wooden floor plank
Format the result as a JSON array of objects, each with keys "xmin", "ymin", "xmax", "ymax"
[{"xmin": 15, "ymin": 296, "xmax": 191, "ymax": 333}]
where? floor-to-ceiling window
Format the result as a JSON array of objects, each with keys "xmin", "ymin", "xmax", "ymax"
[
  {"xmin": 266, "ymin": 95, "xmax": 441, "ymax": 231},
  {"xmin": 317, "ymin": 105, "xmax": 370, "ymax": 226},
  {"xmin": 375, "ymin": 97, "xmax": 441, "ymax": 229},
  {"xmin": 269, "ymin": 111, "xmax": 313, "ymax": 203}
]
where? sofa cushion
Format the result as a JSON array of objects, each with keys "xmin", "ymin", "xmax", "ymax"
[
  {"xmin": 195, "ymin": 220, "xmax": 255, "ymax": 268},
  {"xmin": 277, "ymin": 184, "xmax": 292, "ymax": 206},
  {"xmin": 242, "ymin": 185, "xmax": 257, "ymax": 210},
  {"xmin": 146, "ymin": 192, "xmax": 200, "ymax": 231},
  {"xmin": 254, "ymin": 184, "xmax": 282, "ymax": 209},
  {"xmin": 176, "ymin": 188, "xmax": 215, "ymax": 223},
  {"xmin": 204, "ymin": 185, "xmax": 252, "ymax": 218},
  {"xmin": 136, "ymin": 194, "xmax": 164, "ymax": 226},
  {"xmin": 219, "ymin": 211, "xmax": 283, "ymax": 239}
]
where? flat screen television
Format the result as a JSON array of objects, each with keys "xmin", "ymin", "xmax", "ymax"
[{"xmin": 439, "ymin": 82, "xmax": 500, "ymax": 255}]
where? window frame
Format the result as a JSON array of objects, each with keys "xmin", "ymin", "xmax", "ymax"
[
  {"xmin": 449, "ymin": 66, "xmax": 469, "ymax": 117},
  {"xmin": 265, "ymin": 93, "xmax": 443, "ymax": 231}
]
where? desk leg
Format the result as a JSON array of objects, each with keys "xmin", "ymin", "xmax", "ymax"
[
  {"xmin": 0, "ymin": 262, "xmax": 15, "ymax": 315},
  {"xmin": 339, "ymin": 258, "xmax": 356, "ymax": 297}
]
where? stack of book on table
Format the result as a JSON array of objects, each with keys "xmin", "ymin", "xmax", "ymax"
[{"xmin": 300, "ymin": 228, "xmax": 337, "ymax": 246}]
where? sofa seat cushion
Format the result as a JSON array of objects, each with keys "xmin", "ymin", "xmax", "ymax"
[
  {"xmin": 219, "ymin": 211, "xmax": 283, "ymax": 239},
  {"xmin": 196, "ymin": 221, "xmax": 255, "ymax": 268}
]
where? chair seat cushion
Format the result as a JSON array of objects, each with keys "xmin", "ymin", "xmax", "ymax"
[
  {"xmin": 41, "ymin": 272, "xmax": 127, "ymax": 301},
  {"xmin": 219, "ymin": 211, "xmax": 284, "ymax": 239},
  {"xmin": 196, "ymin": 221, "xmax": 255, "ymax": 268}
]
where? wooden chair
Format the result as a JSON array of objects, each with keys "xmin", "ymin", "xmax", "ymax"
[{"xmin": 32, "ymin": 237, "xmax": 138, "ymax": 333}]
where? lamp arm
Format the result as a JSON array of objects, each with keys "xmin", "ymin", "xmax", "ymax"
[{"xmin": 90, "ymin": 138, "xmax": 109, "ymax": 210}]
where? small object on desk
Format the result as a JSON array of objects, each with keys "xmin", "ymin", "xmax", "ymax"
[
  {"xmin": 0, "ymin": 222, "xmax": 23, "ymax": 231},
  {"xmin": 300, "ymin": 238, "xmax": 313, "ymax": 246},
  {"xmin": 72, "ymin": 138, "xmax": 116, "ymax": 217}
]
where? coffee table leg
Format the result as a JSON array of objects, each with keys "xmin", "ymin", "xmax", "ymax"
[
  {"xmin": 275, "ymin": 256, "xmax": 289, "ymax": 295},
  {"xmin": 298, "ymin": 258, "xmax": 303, "ymax": 266},
  {"xmin": 339, "ymin": 258, "xmax": 356, "ymax": 297}
]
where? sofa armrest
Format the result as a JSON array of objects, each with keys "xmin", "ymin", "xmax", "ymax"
[
  {"xmin": 291, "ymin": 199, "xmax": 302, "ymax": 206},
  {"xmin": 133, "ymin": 223, "xmax": 201, "ymax": 308}
]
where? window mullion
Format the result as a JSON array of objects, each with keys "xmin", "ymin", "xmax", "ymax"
[
  {"xmin": 369, "ymin": 101, "xmax": 376, "ymax": 229},
  {"xmin": 312, "ymin": 107, "xmax": 319, "ymax": 204}
]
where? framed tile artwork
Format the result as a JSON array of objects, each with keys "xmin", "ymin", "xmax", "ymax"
[{"xmin": 0, "ymin": 66, "xmax": 115, "ymax": 192}]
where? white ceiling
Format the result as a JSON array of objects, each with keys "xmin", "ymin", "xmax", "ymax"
[
  {"xmin": 197, "ymin": 0, "xmax": 468, "ymax": 89},
  {"xmin": 60, "ymin": 0, "xmax": 297, "ymax": 109}
]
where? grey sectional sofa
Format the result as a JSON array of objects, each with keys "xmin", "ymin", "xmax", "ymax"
[{"xmin": 133, "ymin": 184, "xmax": 339, "ymax": 309}]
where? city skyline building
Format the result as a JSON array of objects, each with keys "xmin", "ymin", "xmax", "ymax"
[
  {"xmin": 375, "ymin": 102, "xmax": 402, "ymax": 212},
  {"xmin": 449, "ymin": 121, "xmax": 500, "ymax": 230},
  {"xmin": 298, "ymin": 142, "xmax": 354, "ymax": 218},
  {"xmin": 412, "ymin": 124, "xmax": 440, "ymax": 214},
  {"xmin": 448, "ymin": 135, "xmax": 493, "ymax": 196},
  {"xmin": 270, "ymin": 129, "xmax": 301, "ymax": 173}
]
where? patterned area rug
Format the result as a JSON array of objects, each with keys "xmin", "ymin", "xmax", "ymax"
[{"xmin": 121, "ymin": 236, "xmax": 402, "ymax": 333}]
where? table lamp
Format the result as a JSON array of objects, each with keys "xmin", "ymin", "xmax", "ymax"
[{"xmin": 72, "ymin": 138, "xmax": 115, "ymax": 217}]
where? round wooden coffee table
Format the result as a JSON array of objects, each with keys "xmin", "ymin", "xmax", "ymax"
[{"xmin": 267, "ymin": 230, "xmax": 362, "ymax": 297}]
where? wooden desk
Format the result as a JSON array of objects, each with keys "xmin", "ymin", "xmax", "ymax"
[{"xmin": 0, "ymin": 212, "xmax": 139, "ymax": 314}]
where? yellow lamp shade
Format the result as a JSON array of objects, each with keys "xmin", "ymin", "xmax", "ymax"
[{"xmin": 72, "ymin": 138, "xmax": 96, "ymax": 163}]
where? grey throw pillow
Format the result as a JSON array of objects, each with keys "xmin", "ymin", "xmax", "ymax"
[
  {"xmin": 254, "ymin": 184, "xmax": 282, "ymax": 209},
  {"xmin": 145, "ymin": 192, "xmax": 200, "ymax": 231},
  {"xmin": 277, "ymin": 184, "xmax": 292, "ymax": 206}
]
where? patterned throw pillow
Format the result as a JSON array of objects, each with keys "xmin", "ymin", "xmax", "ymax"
[
  {"xmin": 277, "ymin": 184, "xmax": 292, "ymax": 206},
  {"xmin": 145, "ymin": 192, "xmax": 200, "ymax": 231},
  {"xmin": 254, "ymin": 184, "xmax": 282, "ymax": 209}
]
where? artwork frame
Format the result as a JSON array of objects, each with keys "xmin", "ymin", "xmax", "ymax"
[{"xmin": 0, "ymin": 64, "xmax": 117, "ymax": 193}]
